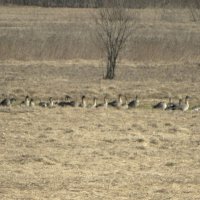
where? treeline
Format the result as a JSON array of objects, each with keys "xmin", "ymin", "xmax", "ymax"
[{"xmin": 0, "ymin": 0, "xmax": 199, "ymax": 8}]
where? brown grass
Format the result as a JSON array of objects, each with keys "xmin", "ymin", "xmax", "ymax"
[
  {"xmin": 0, "ymin": 105, "xmax": 200, "ymax": 199},
  {"xmin": 0, "ymin": 60, "xmax": 200, "ymax": 199},
  {"xmin": 0, "ymin": 7, "xmax": 200, "ymax": 200},
  {"xmin": 0, "ymin": 7, "xmax": 200, "ymax": 62},
  {"xmin": 0, "ymin": 61, "xmax": 200, "ymax": 104}
]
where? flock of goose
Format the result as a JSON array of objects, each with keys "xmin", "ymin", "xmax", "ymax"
[{"xmin": 0, "ymin": 94, "xmax": 199, "ymax": 112}]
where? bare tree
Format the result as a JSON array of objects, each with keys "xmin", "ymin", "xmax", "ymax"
[{"xmin": 94, "ymin": 0, "xmax": 133, "ymax": 79}]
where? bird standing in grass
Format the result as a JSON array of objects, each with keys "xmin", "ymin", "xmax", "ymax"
[
  {"xmin": 47, "ymin": 97, "xmax": 54, "ymax": 108},
  {"xmin": 109, "ymin": 94, "xmax": 123, "ymax": 108},
  {"xmin": 68, "ymin": 98, "xmax": 80, "ymax": 108},
  {"xmin": 166, "ymin": 98, "xmax": 182, "ymax": 110},
  {"xmin": 1, "ymin": 98, "xmax": 10, "ymax": 106},
  {"xmin": 97, "ymin": 96, "xmax": 108, "ymax": 109},
  {"xmin": 90, "ymin": 97, "xmax": 97, "ymax": 108},
  {"xmin": 128, "ymin": 95, "xmax": 139, "ymax": 108},
  {"xmin": 1, "ymin": 97, "xmax": 16, "ymax": 107},
  {"xmin": 179, "ymin": 96, "xmax": 190, "ymax": 111},
  {"xmin": 153, "ymin": 99, "xmax": 167, "ymax": 110},
  {"xmin": 122, "ymin": 96, "xmax": 129, "ymax": 109},
  {"xmin": 30, "ymin": 99, "xmax": 35, "ymax": 107},
  {"xmin": 39, "ymin": 100, "xmax": 47, "ymax": 108},
  {"xmin": 21, "ymin": 96, "xmax": 30, "ymax": 107},
  {"xmin": 80, "ymin": 96, "xmax": 87, "ymax": 108},
  {"xmin": 58, "ymin": 95, "xmax": 72, "ymax": 107}
]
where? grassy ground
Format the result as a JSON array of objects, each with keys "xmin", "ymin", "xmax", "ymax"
[
  {"xmin": 0, "ymin": 7, "xmax": 199, "ymax": 62},
  {"xmin": 0, "ymin": 6, "xmax": 200, "ymax": 200},
  {"xmin": 0, "ymin": 106, "xmax": 200, "ymax": 200},
  {"xmin": 0, "ymin": 61, "xmax": 200, "ymax": 104},
  {"xmin": 0, "ymin": 60, "xmax": 200, "ymax": 199}
]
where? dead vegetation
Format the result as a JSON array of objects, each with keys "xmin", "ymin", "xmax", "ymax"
[
  {"xmin": 0, "ymin": 7, "xmax": 199, "ymax": 63},
  {"xmin": 0, "ymin": 60, "xmax": 200, "ymax": 199},
  {"xmin": 0, "ymin": 106, "xmax": 200, "ymax": 199},
  {"xmin": 0, "ymin": 6, "xmax": 200, "ymax": 200}
]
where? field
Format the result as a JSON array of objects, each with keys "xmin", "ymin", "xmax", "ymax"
[
  {"xmin": 0, "ymin": 7, "xmax": 200, "ymax": 62},
  {"xmin": 0, "ymin": 7, "xmax": 200, "ymax": 200}
]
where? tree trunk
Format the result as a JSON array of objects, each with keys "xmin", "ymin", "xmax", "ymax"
[{"xmin": 105, "ymin": 55, "xmax": 116, "ymax": 79}]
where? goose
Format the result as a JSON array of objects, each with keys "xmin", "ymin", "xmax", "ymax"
[
  {"xmin": 21, "ymin": 96, "xmax": 30, "ymax": 107},
  {"xmin": 68, "ymin": 98, "xmax": 80, "ymax": 108},
  {"xmin": 166, "ymin": 98, "xmax": 182, "ymax": 110},
  {"xmin": 166, "ymin": 97, "xmax": 176, "ymax": 110},
  {"xmin": 97, "ymin": 96, "xmax": 108, "ymax": 109},
  {"xmin": 109, "ymin": 94, "xmax": 123, "ymax": 108},
  {"xmin": 0, "ymin": 98, "xmax": 11, "ymax": 106},
  {"xmin": 80, "ymin": 96, "xmax": 87, "ymax": 108},
  {"xmin": 1, "ymin": 97, "xmax": 16, "ymax": 106},
  {"xmin": 153, "ymin": 99, "xmax": 167, "ymax": 110},
  {"xmin": 30, "ymin": 99, "xmax": 35, "ymax": 107},
  {"xmin": 47, "ymin": 97, "xmax": 54, "ymax": 108},
  {"xmin": 39, "ymin": 100, "xmax": 47, "ymax": 108},
  {"xmin": 90, "ymin": 97, "xmax": 97, "ymax": 108},
  {"xmin": 1, "ymin": 98, "xmax": 11, "ymax": 106},
  {"xmin": 58, "ymin": 95, "xmax": 72, "ymax": 107},
  {"xmin": 179, "ymin": 96, "xmax": 190, "ymax": 111},
  {"xmin": 128, "ymin": 95, "xmax": 139, "ymax": 108},
  {"xmin": 122, "ymin": 96, "xmax": 129, "ymax": 109},
  {"xmin": 166, "ymin": 97, "xmax": 174, "ymax": 109}
]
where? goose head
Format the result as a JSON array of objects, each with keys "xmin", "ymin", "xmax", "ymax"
[
  {"xmin": 82, "ymin": 96, "xmax": 87, "ymax": 107},
  {"xmin": 185, "ymin": 96, "xmax": 190, "ymax": 104},
  {"xmin": 82, "ymin": 95, "xmax": 86, "ymax": 100},
  {"xmin": 185, "ymin": 95, "xmax": 190, "ymax": 100}
]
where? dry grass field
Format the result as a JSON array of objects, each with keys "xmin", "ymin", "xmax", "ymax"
[
  {"xmin": 0, "ymin": 7, "xmax": 200, "ymax": 62},
  {"xmin": 0, "ymin": 6, "xmax": 200, "ymax": 200}
]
